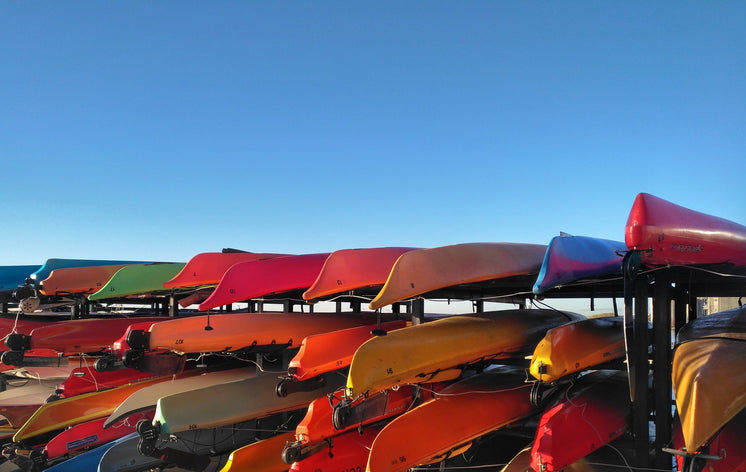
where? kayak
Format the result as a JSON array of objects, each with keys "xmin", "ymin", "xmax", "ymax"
[
  {"xmin": 55, "ymin": 366, "xmax": 157, "ymax": 398},
  {"xmin": 104, "ymin": 366, "xmax": 256, "ymax": 428},
  {"xmin": 218, "ymin": 431, "xmax": 295, "ymax": 472},
  {"xmin": 163, "ymin": 250, "xmax": 288, "ymax": 289},
  {"xmin": 529, "ymin": 316, "xmax": 625, "ymax": 383},
  {"xmin": 283, "ymin": 386, "xmax": 420, "ymax": 464},
  {"xmin": 672, "ymin": 337, "xmax": 746, "ymax": 451},
  {"xmin": 302, "ymin": 247, "xmax": 418, "ymax": 301},
  {"xmin": 88, "ymin": 263, "xmax": 186, "ymax": 300},
  {"xmin": 625, "ymin": 193, "xmax": 746, "ymax": 267},
  {"xmin": 670, "ymin": 408, "xmax": 746, "ymax": 472},
  {"xmin": 278, "ymin": 320, "xmax": 408, "ymax": 396},
  {"xmin": 366, "ymin": 368, "xmax": 535, "ymax": 472},
  {"xmin": 38, "ymin": 264, "xmax": 133, "ymax": 296},
  {"xmin": 0, "ymin": 265, "xmax": 40, "ymax": 291},
  {"xmin": 42, "ymin": 411, "xmax": 152, "ymax": 465},
  {"xmin": 530, "ymin": 371, "xmax": 630, "ymax": 471},
  {"xmin": 673, "ymin": 306, "xmax": 746, "ymax": 452},
  {"xmin": 198, "ymin": 253, "xmax": 330, "ymax": 310},
  {"xmin": 369, "ymin": 242, "xmax": 546, "ymax": 309},
  {"xmin": 532, "ymin": 234, "xmax": 625, "ymax": 294},
  {"xmin": 4, "ymin": 317, "xmax": 167, "ymax": 356},
  {"xmin": 29, "ymin": 259, "xmax": 149, "ymax": 286},
  {"xmin": 126, "ymin": 312, "xmax": 379, "ymax": 355},
  {"xmin": 676, "ymin": 305, "xmax": 746, "ymax": 343},
  {"xmin": 290, "ymin": 426, "xmax": 381, "ymax": 472},
  {"xmin": 345, "ymin": 309, "xmax": 581, "ymax": 400},
  {"xmin": 0, "ymin": 377, "xmax": 60, "ymax": 428},
  {"xmin": 143, "ymin": 371, "xmax": 344, "ymax": 437},
  {"xmin": 97, "ymin": 431, "xmax": 167, "ymax": 472},
  {"xmin": 12, "ymin": 375, "xmax": 169, "ymax": 443}
]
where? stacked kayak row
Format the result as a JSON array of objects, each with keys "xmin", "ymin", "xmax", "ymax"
[
  {"xmin": 0, "ymin": 307, "xmax": 642, "ymax": 472},
  {"xmin": 0, "ymin": 192, "xmax": 741, "ymax": 471}
]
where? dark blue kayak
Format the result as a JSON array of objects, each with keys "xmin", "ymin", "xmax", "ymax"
[{"xmin": 0, "ymin": 265, "xmax": 40, "ymax": 290}]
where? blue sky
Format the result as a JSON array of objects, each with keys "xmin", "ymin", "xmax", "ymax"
[{"xmin": 2, "ymin": 2, "xmax": 745, "ymax": 267}]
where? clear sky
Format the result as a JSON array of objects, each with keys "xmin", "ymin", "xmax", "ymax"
[{"xmin": 2, "ymin": 2, "xmax": 745, "ymax": 268}]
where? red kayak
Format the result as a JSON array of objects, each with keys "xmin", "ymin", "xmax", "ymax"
[
  {"xmin": 56, "ymin": 366, "xmax": 157, "ymax": 398},
  {"xmin": 283, "ymin": 386, "xmax": 419, "ymax": 464},
  {"xmin": 670, "ymin": 408, "xmax": 746, "ymax": 472},
  {"xmin": 302, "ymin": 247, "xmax": 418, "ymax": 301},
  {"xmin": 0, "ymin": 316, "xmax": 56, "ymax": 352},
  {"xmin": 163, "ymin": 251, "xmax": 288, "ymax": 289},
  {"xmin": 625, "ymin": 193, "xmax": 746, "ymax": 267},
  {"xmin": 199, "ymin": 253, "xmax": 330, "ymax": 310},
  {"xmin": 4, "ymin": 317, "xmax": 167, "ymax": 356},
  {"xmin": 531, "ymin": 371, "xmax": 630, "ymax": 472},
  {"xmin": 42, "ymin": 410, "xmax": 153, "ymax": 464},
  {"xmin": 289, "ymin": 426, "xmax": 382, "ymax": 472}
]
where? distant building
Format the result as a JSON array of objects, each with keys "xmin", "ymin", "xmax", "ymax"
[{"xmin": 701, "ymin": 297, "xmax": 742, "ymax": 316}]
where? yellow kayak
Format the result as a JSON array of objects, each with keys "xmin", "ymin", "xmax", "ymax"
[
  {"xmin": 529, "ymin": 316, "xmax": 625, "ymax": 383},
  {"xmin": 345, "ymin": 309, "xmax": 581, "ymax": 400},
  {"xmin": 672, "ymin": 337, "xmax": 746, "ymax": 451},
  {"xmin": 12, "ymin": 375, "xmax": 168, "ymax": 443}
]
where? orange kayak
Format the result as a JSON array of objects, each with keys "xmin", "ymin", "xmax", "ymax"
[
  {"xmin": 302, "ymin": 247, "xmax": 418, "ymax": 301},
  {"xmin": 38, "ymin": 264, "xmax": 133, "ymax": 296},
  {"xmin": 12, "ymin": 375, "xmax": 169, "ymax": 443},
  {"xmin": 529, "ymin": 316, "xmax": 625, "ymax": 383},
  {"xmin": 369, "ymin": 242, "xmax": 546, "ymax": 309},
  {"xmin": 366, "ymin": 368, "xmax": 535, "ymax": 472},
  {"xmin": 199, "ymin": 253, "xmax": 330, "ymax": 310},
  {"xmin": 218, "ymin": 431, "xmax": 295, "ymax": 472},
  {"xmin": 127, "ymin": 312, "xmax": 379, "ymax": 355},
  {"xmin": 163, "ymin": 251, "xmax": 288, "ymax": 289},
  {"xmin": 278, "ymin": 320, "xmax": 408, "ymax": 396}
]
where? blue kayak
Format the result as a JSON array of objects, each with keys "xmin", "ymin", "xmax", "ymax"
[
  {"xmin": 0, "ymin": 265, "xmax": 40, "ymax": 290},
  {"xmin": 533, "ymin": 234, "xmax": 626, "ymax": 294},
  {"xmin": 97, "ymin": 432, "xmax": 167, "ymax": 472}
]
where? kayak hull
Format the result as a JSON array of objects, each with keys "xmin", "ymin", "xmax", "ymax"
[
  {"xmin": 672, "ymin": 337, "xmax": 746, "ymax": 451},
  {"xmin": 346, "ymin": 310, "xmax": 581, "ymax": 399},
  {"xmin": 625, "ymin": 193, "xmax": 746, "ymax": 267},
  {"xmin": 199, "ymin": 253, "xmax": 329, "ymax": 310},
  {"xmin": 532, "ymin": 235, "xmax": 625, "ymax": 294},
  {"xmin": 529, "ymin": 316, "xmax": 625, "ymax": 383},
  {"xmin": 370, "ymin": 242, "xmax": 546, "ymax": 309},
  {"xmin": 366, "ymin": 369, "xmax": 535, "ymax": 472},
  {"xmin": 303, "ymin": 247, "xmax": 418, "ymax": 301},
  {"xmin": 164, "ymin": 251, "xmax": 287, "ymax": 289}
]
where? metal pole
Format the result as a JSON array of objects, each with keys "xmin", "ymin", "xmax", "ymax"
[{"xmin": 652, "ymin": 274, "xmax": 673, "ymax": 470}]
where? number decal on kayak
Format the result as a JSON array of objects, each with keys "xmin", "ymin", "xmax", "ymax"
[
  {"xmin": 386, "ymin": 368, "xmax": 393, "ymax": 374},
  {"xmin": 175, "ymin": 339, "xmax": 184, "ymax": 345}
]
